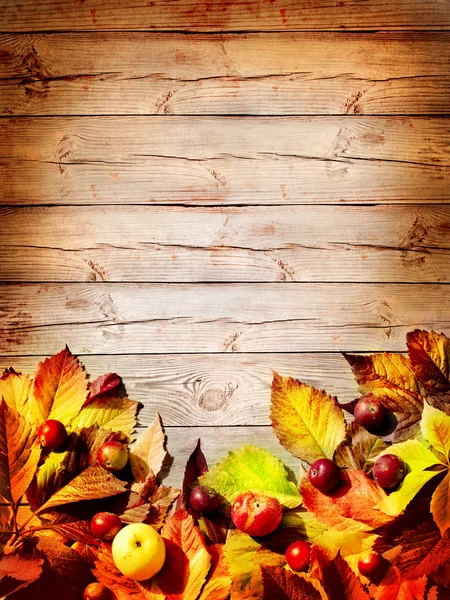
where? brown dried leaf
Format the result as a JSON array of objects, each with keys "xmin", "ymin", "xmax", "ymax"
[
  {"xmin": 37, "ymin": 463, "xmax": 127, "ymax": 514},
  {"xmin": 129, "ymin": 414, "xmax": 167, "ymax": 482},
  {"xmin": 180, "ymin": 438, "xmax": 208, "ymax": 510},
  {"xmin": 0, "ymin": 401, "xmax": 41, "ymax": 504},
  {"xmin": 336, "ymin": 422, "xmax": 389, "ymax": 472},
  {"xmin": 146, "ymin": 486, "xmax": 180, "ymax": 531},
  {"xmin": 42, "ymin": 511, "xmax": 98, "ymax": 545},
  {"xmin": 37, "ymin": 536, "xmax": 92, "ymax": 593}
]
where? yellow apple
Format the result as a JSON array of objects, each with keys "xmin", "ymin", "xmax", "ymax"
[{"xmin": 111, "ymin": 523, "xmax": 166, "ymax": 581}]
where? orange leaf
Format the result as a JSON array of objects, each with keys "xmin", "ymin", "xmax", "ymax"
[
  {"xmin": 37, "ymin": 463, "xmax": 127, "ymax": 514},
  {"xmin": 301, "ymin": 470, "xmax": 392, "ymax": 531},
  {"xmin": 0, "ymin": 554, "xmax": 43, "ymax": 598},
  {"xmin": 0, "ymin": 401, "xmax": 41, "ymax": 504},
  {"xmin": 407, "ymin": 329, "xmax": 450, "ymax": 396},
  {"xmin": 0, "ymin": 368, "xmax": 32, "ymax": 420},
  {"xmin": 310, "ymin": 548, "xmax": 370, "ymax": 600},
  {"xmin": 261, "ymin": 565, "xmax": 323, "ymax": 600},
  {"xmin": 198, "ymin": 544, "xmax": 232, "ymax": 600},
  {"xmin": 431, "ymin": 471, "xmax": 450, "ymax": 535},
  {"xmin": 31, "ymin": 347, "xmax": 89, "ymax": 426},
  {"xmin": 156, "ymin": 509, "xmax": 211, "ymax": 600},
  {"xmin": 37, "ymin": 536, "xmax": 92, "ymax": 594},
  {"xmin": 93, "ymin": 543, "xmax": 146, "ymax": 599}
]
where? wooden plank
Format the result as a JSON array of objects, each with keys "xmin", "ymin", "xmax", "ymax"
[
  {"xmin": 2, "ymin": 205, "xmax": 449, "ymax": 283},
  {"xmin": 1, "ymin": 283, "xmax": 450, "ymax": 355},
  {"xmin": 0, "ymin": 353, "xmax": 360, "ymax": 426},
  {"xmin": 1, "ymin": 32, "xmax": 449, "ymax": 116},
  {"xmin": 2, "ymin": 0, "xmax": 449, "ymax": 32},
  {"xmin": 1, "ymin": 116, "xmax": 448, "ymax": 204}
]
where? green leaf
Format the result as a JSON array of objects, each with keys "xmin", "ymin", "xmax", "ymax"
[
  {"xmin": 376, "ymin": 440, "xmax": 444, "ymax": 516},
  {"xmin": 270, "ymin": 373, "xmax": 346, "ymax": 464},
  {"xmin": 199, "ymin": 444, "xmax": 301, "ymax": 509}
]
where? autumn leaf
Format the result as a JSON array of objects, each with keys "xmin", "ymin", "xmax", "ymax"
[
  {"xmin": 223, "ymin": 529, "xmax": 263, "ymax": 599},
  {"xmin": 270, "ymin": 373, "xmax": 346, "ymax": 464},
  {"xmin": 37, "ymin": 463, "xmax": 127, "ymax": 514},
  {"xmin": 261, "ymin": 565, "xmax": 323, "ymax": 600},
  {"xmin": 0, "ymin": 554, "xmax": 44, "ymax": 598},
  {"xmin": 199, "ymin": 444, "xmax": 301, "ymax": 509},
  {"xmin": 146, "ymin": 485, "xmax": 180, "ymax": 531},
  {"xmin": 0, "ymin": 368, "xmax": 32, "ymax": 421},
  {"xmin": 301, "ymin": 470, "xmax": 392, "ymax": 532},
  {"xmin": 0, "ymin": 401, "xmax": 41, "ymax": 504},
  {"xmin": 421, "ymin": 402, "xmax": 450, "ymax": 460},
  {"xmin": 93, "ymin": 543, "xmax": 146, "ymax": 599},
  {"xmin": 430, "ymin": 472, "xmax": 450, "ymax": 535},
  {"xmin": 179, "ymin": 438, "xmax": 208, "ymax": 510},
  {"xmin": 41, "ymin": 511, "xmax": 98, "ymax": 545},
  {"xmin": 71, "ymin": 394, "xmax": 138, "ymax": 437},
  {"xmin": 198, "ymin": 544, "xmax": 232, "ymax": 600},
  {"xmin": 129, "ymin": 414, "xmax": 167, "ymax": 485},
  {"xmin": 85, "ymin": 372, "xmax": 122, "ymax": 406},
  {"xmin": 407, "ymin": 330, "xmax": 450, "ymax": 396},
  {"xmin": 344, "ymin": 352, "xmax": 424, "ymax": 441},
  {"xmin": 375, "ymin": 440, "xmax": 444, "ymax": 517},
  {"xmin": 156, "ymin": 509, "xmax": 211, "ymax": 600},
  {"xmin": 31, "ymin": 347, "xmax": 89, "ymax": 425},
  {"xmin": 336, "ymin": 422, "xmax": 389, "ymax": 472},
  {"xmin": 310, "ymin": 547, "xmax": 371, "ymax": 600}
]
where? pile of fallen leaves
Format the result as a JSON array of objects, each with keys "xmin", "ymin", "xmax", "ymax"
[{"xmin": 1, "ymin": 329, "xmax": 450, "ymax": 599}]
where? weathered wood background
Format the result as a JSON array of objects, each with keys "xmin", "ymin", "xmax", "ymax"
[{"xmin": 1, "ymin": 0, "xmax": 449, "ymax": 485}]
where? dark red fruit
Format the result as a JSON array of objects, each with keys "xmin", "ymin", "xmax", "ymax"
[
  {"xmin": 354, "ymin": 396, "xmax": 386, "ymax": 430},
  {"xmin": 189, "ymin": 486, "xmax": 220, "ymax": 514},
  {"xmin": 97, "ymin": 440, "xmax": 128, "ymax": 472},
  {"xmin": 373, "ymin": 454, "xmax": 406, "ymax": 489},
  {"xmin": 90, "ymin": 512, "xmax": 122, "ymax": 541},
  {"xmin": 38, "ymin": 419, "xmax": 67, "ymax": 450},
  {"xmin": 308, "ymin": 458, "xmax": 341, "ymax": 492},
  {"xmin": 83, "ymin": 582, "xmax": 111, "ymax": 600},
  {"xmin": 285, "ymin": 540, "xmax": 311, "ymax": 572},
  {"xmin": 358, "ymin": 552, "xmax": 389, "ymax": 579}
]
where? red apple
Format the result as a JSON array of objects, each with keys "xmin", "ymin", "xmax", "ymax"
[
  {"xmin": 97, "ymin": 440, "xmax": 128, "ymax": 472},
  {"xmin": 231, "ymin": 490, "xmax": 282, "ymax": 537},
  {"xmin": 83, "ymin": 582, "xmax": 111, "ymax": 600},
  {"xmin": 285, "ymin": 540, "xmax": 311, "ymax": 571},
  {"xmin": 189, "ymin": 485, "xmax": 219, "ymax": 514},
  {"xmin": 38, "ymin": 419, "xmax": 67, "ymax": 450},
  {"xmin": 354, "ymin": 396, "xmax": 386, "ymax": 430},
  {"xmin": 373, "ymin": 454, "xmax": 406, "ymax": 489},
  {"xmin": 358, "ymin": 551, "xmax": 389, "ymax": 579},
  {"xmin": 91, "ymin": 512, "xmax": 122, "ymax": 541},
  {"xmin": 308, "ymin": 458, "xmax": 341, "ymax": 492}
]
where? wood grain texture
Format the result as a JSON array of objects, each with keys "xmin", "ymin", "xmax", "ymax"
[
  {"xmin": 2, "ymin": 283, "xmax": 450, "ymax": 355},
  {"xmin": 1, "ymin": 205, "xmax": 449, "ymax": 282},
  {"xmin": 0, "ymin": 353, "xmax": 360, "ymax": 426},
  {"xmin": 1, "ymin": 32, "xmax": 449, "ymax": 116},
  {"xmin": 2, "ymin": 0, "xmax": 449, "ymax": 32},
  {"xmin": 2, "ymin": 116, "xmax": 449, "ymax": 204}
]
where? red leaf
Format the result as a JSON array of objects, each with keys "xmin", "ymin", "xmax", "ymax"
[
  {"xmin": 310, "ymin": 547, "xmax": 370, "ymax": 600},
  {"xmin": 156, "ymin": 509, "xmax": 211, "ymax": 599},
  {"xmin": 85, "ymin": 373, "xmax": 122, "ymax": 406},
  {"xmin": 36, "ymin": 536, "xmax": 92, "ymax": 594},
  {"xmin": 0, "ymin": 554, "xmax": 43, "ymax": 598},
  {"xmin": 179, "ymin": 439, "xmax": 208, "ymax": 510},
  {"xmin": 300, "ymin": 470, "xmax": 392, "ymax": 531},
  {"xmin": 261, "ymin": 565, "xmax": 323, "ymax": 600}
]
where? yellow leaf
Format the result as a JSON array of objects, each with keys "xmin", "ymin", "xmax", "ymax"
[
  {"xmin": 129, "ymin": 413, "xmax": 167, "ymax": 481},
  {"xmin": 270, "ymin": 373, "xmax": 346, "ymax": 464},
  {"xmin": 0, "ymin": 369, "xmax": 32, "ymax": 420},
  {"xmin": 223, "ymin": 529, "xmax": 263, "ymax": 599},
  {"xmin": 421, "ymin": 402, "xmax": 450, "ymax": 460},
  {"xmin": 431, "ymin": 471, "xmax": 450, "ymax": 535},
  {"xmin": 70, "ymin": 394, "xmax": 138, "ymax": 437},
  {"xmin": 31, "ymin": 348, "xmax": 88, "ymax": 425},
  {"xmin": 376, "ymin": 440, "xmax": 444, "ymax": 516},
  {"xmin": 315, "ymin": 528, "xmax": 377, "ymax": 581}
]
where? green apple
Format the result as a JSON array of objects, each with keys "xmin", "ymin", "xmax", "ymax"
[{"xmin": 111, "ymin": 523, "xmax": 166, "ymax": 581}]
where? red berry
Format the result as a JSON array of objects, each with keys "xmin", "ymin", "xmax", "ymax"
[
  {"xmin": 285, "ymin": 540, "xmax": 311, "ymax": 571},
  {"xmin": 90, "ymin": 512, "xmax": 122, "ymax": 541},
  {"xmin": 308, "ymin": 458, "xmax": 341, "ymax": 492},
  {"xmin": 83, "ymin": 582, "xmax": 111, "ymax": 600},
  {"xmin": 38, "ymin": 419, "xmax": 67, "ymax": 450},
  {"xmin": 97, "ymin": 440, "xmax": 128, "ymax": 472},
  {"xmin": 358, "ymin": 552, "xmax": 389, "ymax": 579},
  {"xmin": 373, "ymin": 454, "xmax": 406, "ymax": 489},
  {"xmin": 189, "ymin": 486, "xmax": 219, "ymax": 514},
  {"xmin": 354, "ymin": 396, "xmax": 386, "ymax": 430}
]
